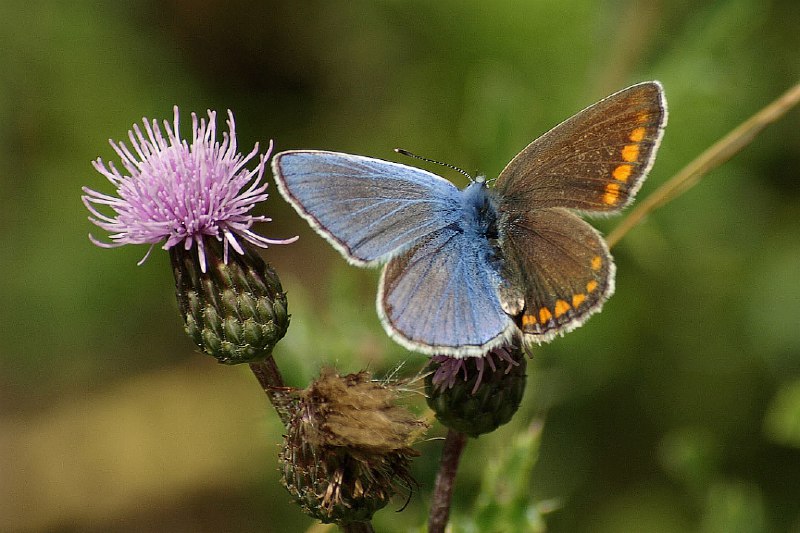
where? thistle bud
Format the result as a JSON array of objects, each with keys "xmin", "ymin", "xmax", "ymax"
[
  {"xmin": 83, "ymin": 106, "xmax": 296, "ymax": 363},
  {"xmin": 171, "ymin": 238, "xmax": 290, "ymax": 364},
  {"xmin": 280, "ymin": 368, "xmax": 427, "ymax": 524},
  {"xmin": 425, "ymin": 345, "xmax": 527, "ymax": 437}
]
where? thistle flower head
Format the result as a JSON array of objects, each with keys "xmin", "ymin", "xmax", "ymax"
[
  {"xmin": 430, "ymin": 345, "xmax": 520, "ymax": 394},
  {"xmin": 82, "ymin": 106, "xmax": 297, "ymax": 272},
  {"xmin": 425, "ymin": 344, "xmax": 528, "ymax": 437}
]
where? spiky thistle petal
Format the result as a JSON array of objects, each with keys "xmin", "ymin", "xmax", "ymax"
[{"xmin": 82, "ymin": 106, "xmax": 296, "ymax": 272}]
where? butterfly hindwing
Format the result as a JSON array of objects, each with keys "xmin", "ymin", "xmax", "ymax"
[
  {"xmin": 495, "ymin": 81, "xmax": 666, "ymax": 213},
  {"xmin": 272, "ymin": 150, "xmax": 463, "ymax": 265},
  {"xmin": 378, "ymin": 225, "xmax": 515, "ymax": 357},
  {"xmin": 496, "ymin": 206, "xmax": 614, "ymax": 342}
]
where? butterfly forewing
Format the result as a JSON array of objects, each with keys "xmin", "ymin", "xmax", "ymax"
[
  {"xmin": 495, "ymin": 81, "xmax": 666, "ymax": 213},
  {"xmin": 496, "ymin": 207, "xmax": 614, "ymax": 342},
  {"xmin": 272, "ymin": 151, "xmax": 463, "ymax": 266}
]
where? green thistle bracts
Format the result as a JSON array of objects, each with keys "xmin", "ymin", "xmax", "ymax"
[
  {"xmin": 425, "ymin": 349, "xmax": 527, "ymax": 438},
  {"xmin": 170, "ymin": 239, "xmax": 289, "ymax": 364}
]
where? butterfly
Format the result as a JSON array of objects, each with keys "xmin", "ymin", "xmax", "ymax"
[{"xmin": 271, "ymin": 81, "xmax": 667, "ymax": 357}]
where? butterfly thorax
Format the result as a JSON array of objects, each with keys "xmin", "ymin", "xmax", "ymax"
[{"xmin": 460, "ymin": 177, "xmax": 499, "ymax": 242}]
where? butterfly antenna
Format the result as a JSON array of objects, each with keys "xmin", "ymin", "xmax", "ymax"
[{"xmin": 394, "ymin": 148, "xmax": 473, "ymax": 181}]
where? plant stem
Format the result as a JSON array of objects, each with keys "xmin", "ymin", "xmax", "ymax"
[
  {"xmin": 249, "ymin": 355, "xmax": 293, "ymax": 427},
  {"xmin": 607, "ymin": 81, "xmax": 800, "ymax": 249},
  {"xmin": 428, "ymin": 429, "xmax": 469, "ymax": 533}
]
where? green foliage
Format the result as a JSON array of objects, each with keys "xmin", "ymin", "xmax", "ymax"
[
  {"xmin": 457, "ymin": 422, "xmax": 555, "ymax": 533},
  {"xmin": 699, "ymin": 481, "xmax": 767, "ymax": 533},
  {"xmin": 764, "ymin": 380, "xmax": 800, "ymax": 449}
]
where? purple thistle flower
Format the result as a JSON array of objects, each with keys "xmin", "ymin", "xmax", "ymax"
[
  {"xmin": 82, "ymin": 106, "xmax": 297, "ymax": 272},
  {"xmin": 425, "ymin": 344, "xmax": 527, "ymax": 436},
  {"xmin": 430, "ymin": 345, "xmax": 519, "ymax": 394}
]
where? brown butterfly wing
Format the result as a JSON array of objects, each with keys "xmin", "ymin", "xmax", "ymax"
[
  {"xmin": 496, "ymin": 81, "xmax": 667, "ymax": 213},
  {"xmin": 493, "ymin": 82, "xmax": 666, "ymax": 341},
  {"xmin": 496, "ymin": 206, "xmax": 614, "ymax": 342}
]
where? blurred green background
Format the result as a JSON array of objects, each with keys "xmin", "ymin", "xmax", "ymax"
[{"xmin": 2, "ymin": 0, "xmax": 799, "ymax": 531}]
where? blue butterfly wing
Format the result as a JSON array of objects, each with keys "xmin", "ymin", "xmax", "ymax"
[
  {"xmin": 378, "ymin": 225, "xmax": 516, "ymax": 357},
  {"xmin": 272, "ymin": 150, "xmax": 463, "ymax": 265}
]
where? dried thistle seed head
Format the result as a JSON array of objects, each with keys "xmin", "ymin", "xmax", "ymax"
[
  {"xmin": 280, "ymin": 368, "xmax": 427, "ymax": 524},
  {"xmin": 171, "ymin": 238, "xmax": 290, "ymax": 364},
  {"xmin": 425, "ymin": 344, "xmax": 527, "ymax": 437}
]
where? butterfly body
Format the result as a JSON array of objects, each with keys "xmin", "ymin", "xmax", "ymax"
[
  {"xmin": 455, "ymin": 177, "xmax": 500, "ymax": 263},
  {"xmin": 273, "ymin": 82, "xmax": 667, "ymax": 357}
]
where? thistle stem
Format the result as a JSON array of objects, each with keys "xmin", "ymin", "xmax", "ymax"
[
  {"xmin": 248, "ymin": 355, "xmax": 292, "ymax": 426},
  {"xmin": 428, "ymin": 429, "xmax": 469, "ymax": 533},
  {"xmin": 607, "ymin": 81, "xmax": 800, "ymax": 249}
]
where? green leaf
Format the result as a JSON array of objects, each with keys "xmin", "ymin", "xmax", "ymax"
[
  {"xmin": 699, "ymin": 481, "xmax": 767, "ymax": 533},
  {"xmin": 450, "ymin": 422, "xmax": 557, "ymax": 533},
  {"xmin": 764, "ymin": 379, "xmax": 800, "ymax": 448}
]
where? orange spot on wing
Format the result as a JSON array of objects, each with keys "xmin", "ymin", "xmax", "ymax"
[
  {"xmin": 554, "ymin": 300, "xmax": 570, "ymax": 317},
  {"xmin": 629, "ymin": 127, "xmax": 646, "ymax": 142},
  {"xmin": 522, "ymin": 314, "xmax": 537, "ymax": 327},
  {"xmin": 572, "ymin": 293, "xmax": 586, "ymax": 307},
  {"xmin": 539, "ymin": 307, "xmax": 553, "ymax": 324},
  {"xmin": 621, "ymin": 144, "xmax": 640, "ymax": 162},
  {"xmin": 591, "ymin": 255, "xmax": 602, "ymax": 270},
  {"xmin": 613, "ymin": 164, "xmax": 632, "ymax": 182},
  {"xmin": 586, "ymin": 280, "xmax": 598, "ymax": 293},
  {"xmin": 637, "ymin": 112, "xmax": 649, "ymax": 124},
  {"xmin": 603, "ymin": 182, "xmax": 620, "ymax": 205}
]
